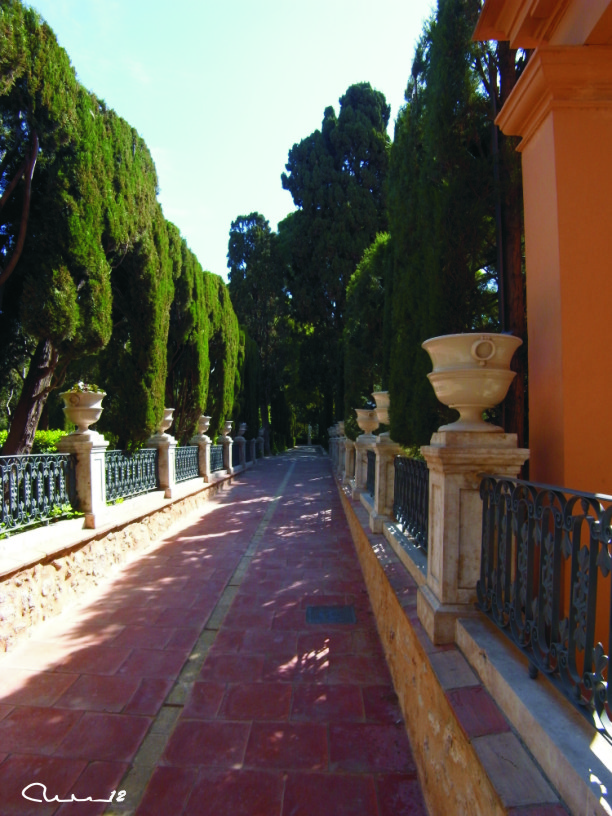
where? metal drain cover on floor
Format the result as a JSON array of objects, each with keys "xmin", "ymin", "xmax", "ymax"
[{"xmin": 306, "ymin": 605, "xmax": 356, "ymax": 624}]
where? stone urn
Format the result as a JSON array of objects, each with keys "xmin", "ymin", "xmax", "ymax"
[
  {"xmin": 337, "ymin": 421, "xmax": 345, "ymax": 436},
  {"xmin": 197, "ymin": 415, "xmax": 211, "ymax": 436},
  {"xmin": 222, "ymin": 420, "xmax": 233, "ymax": 437},
  {"xmin": 422, "ymin": 332, "xmax": 522, "ymax": 432},
  {"xmin": 61, "ymin": 387, "xmax": 106, "ymax": 434},
  {"xmin": 157, "ymin": 407, "xmax": 175, "ymax": 436},
  {"xmin": 372, "ymin": 391, "xmax": 390, "ymax": 425},
  {"xmin": 355, "ymin": 408, "xmax": 379, "ymax": 436},
  {"xmin": 237, "ymin": 423, "xmax": 247, "ymax": 437}
]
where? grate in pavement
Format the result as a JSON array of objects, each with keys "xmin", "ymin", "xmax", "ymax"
[{"xmin": 306, "ymin": 605, "xmax": 356, "ymax": 624}]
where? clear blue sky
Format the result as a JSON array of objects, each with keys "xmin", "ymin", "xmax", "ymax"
[{"xmin": 28, "ymin": 0, "xmax": 435, "ymax": 281}]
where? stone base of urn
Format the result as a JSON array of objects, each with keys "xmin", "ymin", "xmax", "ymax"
[
  {"xmin": 56, "ymin": 430, "xmax": 109, "ymax": 529},
  {"xmin": 146, "ymin": 432, "xmax": 177, "ymax": 499},
  {"xmin": 369, "ymin": 434, "xmax": 402, "ymax": 534},
  {"xmin": 417, "ymin": 430, "xmax": 529, "ymax": 645}
]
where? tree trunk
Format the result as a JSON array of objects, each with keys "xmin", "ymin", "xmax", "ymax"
[{"xmin": 1, "ymin": 338, "xmax": 59, "ymax": 455}]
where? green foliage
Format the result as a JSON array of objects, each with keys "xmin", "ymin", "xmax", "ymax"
[
  {"xmin": 227, "ymin": 212, "xmax": 288, "ymax": 451},
  {"xmin": 343, "ymin": 232, "xmax": 391, "ymax": 439},
  {"xmin": 165, "ymin": 226, "xmax": 210, "ymax": 443},
  {"xmin": 387, "ymin": 0, "xmax": 500, "ymax": 447},
  {"xmin": 205, "ymin": 272, "xmax": 240, "ymax": 441},
  {"xmin": 231, "ymin": 328, "xmax": 260, "ymax": 439},
  {"xmin": 0, "ymin": 428, "xmax": 66, "ymax": 452},
  {"xmin": 280, "ymin": 83, "xmax": 390, "ymax": 425}
]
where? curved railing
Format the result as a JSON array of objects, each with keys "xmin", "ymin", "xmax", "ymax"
[
  {"xmin": 478, "ymin": 474, "xmax": 612, "ymax": 737},
  {"xmin": 175, "ymin": 446, "xmax": 199, "ymax": 482},
  {"xmin": 105, "ymin": 448, "xmax": 158, "ymax": 502},
  {"xmin": 0, "ymin": 453, "xmax": 76, "ymax": 534},
  {"xmin": 393, "ymin": 456, "xmax": 429, "ymax": 552}
]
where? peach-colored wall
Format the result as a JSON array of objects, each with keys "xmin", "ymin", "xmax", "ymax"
[
  {"xmin": 523, "ymin": 104, "xmax": 612, "ymax": 493},
  {"xmin": 497, "ymin": 46, "xmax": 612, "ymax": 494},
  {"xmin": 520, "ymin": 115, "xmax": 565, "ymax": 486}
]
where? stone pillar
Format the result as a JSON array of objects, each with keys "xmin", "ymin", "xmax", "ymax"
[
  {"xmin": 190, "ymin": 432, "xmax": 211, "ymax": 482},
  {"xmin": 343, "ymin": 439, "xmax": 356, "ymax": 486},
  {"xmin": 56, "ymin": 430, "xmax": 109, "ymax": 529},
  {"xmin": 369, "ymin": 434, "xmax": 402, "ymax": 533},
  {"xmin": 417, "ymin": 431, "xmax": 529, "ymax": 644},
  {"xmin": 221, "ymin": 434, "xmax": 233, "ymax": 474},
  {"xmin": 234, "ymin": 436, "xmax": 246, "ymax": 469},
  {"xmin": 146, "ymin": 431, "xmax": 177, "ymax": 499},
  {"xmin": 353, "ymin": 433, "xmax": 375, "ymax": 499}
]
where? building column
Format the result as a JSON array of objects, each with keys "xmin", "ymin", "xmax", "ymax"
[{"xmin": 496, "ymin": 46, "xmax": 612, "ymax": 493}]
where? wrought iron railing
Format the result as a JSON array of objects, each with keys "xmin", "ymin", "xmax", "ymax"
[
  {"xmin": 105, "ymin": 448, "xmax": 158, "ymax": 502},
  {"xmin": 478, "ymin": 475, "xmax": 612, "ymax": 736},
  {"xmin": 232, "ymin": 441, "xmax": 240, "ymax": 468},
  {"xmin": 0, "ymin": 453, "xmax": 76, "ymax": 534},
  {"xmin": 366, "ymin": 450, "xmax": 376, "ymax": 497},
  {"xmin": 210, "ymin": 444, "xmax": 224, "ymax": 472},
  {"xmin": 175, "ymin": 446, "xmax": 199, "ymax": 482},
  {"xmin": 394, "ymin": 456, "xmax": 429, "ymax": 552}
]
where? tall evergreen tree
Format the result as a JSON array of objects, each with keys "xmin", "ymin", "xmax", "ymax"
[
  {"xmin": 227, "ymin": 212, "xmax": 286, "ymax": 453},
  {"xmin": 280, "ymin": 83, "xmax": 390, "ymax": 423},
  {"xmin": 387, "ymin": 0, "xmax": 512, "ymax": 447},
  {"xmin": 0, "ymin": 6, "xmax": 116, "ymax": 453}
]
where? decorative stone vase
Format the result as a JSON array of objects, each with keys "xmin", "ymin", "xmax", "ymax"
[
  {"xmin": 372, "ymin": 391, "xmax": 390, "ymax": 425},
  {"xmin": 422, "ymin": 332, "xmax": 522, "ymax": 432},
  {"xmin": 223, "ymin": 420, "xmax": 233, "ymax": 437},
  {"xmin": 61, "ymin": 389, "xmax": 106, "ymax": 434},
  {"xmin": 157, "ymin": 407, "xmax": 175, "ymax": 436},
  {"xmin": 337, "ymin": 421, "xmax": 345, "ymax": 436},
  {"xmin": 197, "ymin": 415, "xmax": 211, "ymax": 435},
  {"xmin": 237, "ymin": 423, "xmax": 247, "ymax": 437},
  {"xmin": 355, "ymin": 408, "xmax": 379, "ymax": 436}
]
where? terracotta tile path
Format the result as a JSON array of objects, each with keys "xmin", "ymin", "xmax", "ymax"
[{"xmin": 0, "ymin": 448, "xmax": 427, "ymax": 816}]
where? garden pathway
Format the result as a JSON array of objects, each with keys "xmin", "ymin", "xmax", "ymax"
[{"xmin": 0, "ymin": 448, "xmax": 427, "ymax": 816}]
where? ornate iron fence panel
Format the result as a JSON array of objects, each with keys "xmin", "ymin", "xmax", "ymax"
[
  {"xmin": 478, "ymin": 474, "xmax": 612, "ymax": 736},
  {"xmin": 210, "ymin": 445, "xmax": 224, "ymax": 472},
  {"xmin": 366, "ymin": 450, "xmax": 376, "ymax": 497},
  {"xmin": 105, "ymin": 449, "xmax": 158, "ymax": 502},
  {"xmin": 175, "ymin": 446, "xmax": 199, "ymax": 482},
  {"xmin": 0, "ymin": 453, "xmax": 76, "ymax": 534},
  {"xmin": 393, "ymin": 456, "xmax": 429, "ymax": 552},
  {"xmin": 232, "ymin": 442, "xmax": 240, "ymax": 468}
]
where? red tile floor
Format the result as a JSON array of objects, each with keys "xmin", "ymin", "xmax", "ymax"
[{"xmin": 0, "ymin": 449, "xmax": 428, "ymax": 815}]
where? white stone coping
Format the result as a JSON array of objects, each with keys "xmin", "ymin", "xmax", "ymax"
[
  {"xmin": 0, "ymin": 472, "xmax": 233, "ymax": 580},
  {"xmin": 382, "ymin": 521, "xmax": 427, "ymax": 587},
  {"xmin": 457, "ymin": 616, "xmax": 612, "ymax": 816}
]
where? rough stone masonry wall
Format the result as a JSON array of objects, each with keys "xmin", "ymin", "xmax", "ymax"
[
  {"xmin": 0, "ymin": 479, "xmax": 230, "ymax": 652},
  {"xmin": 338, "ymin": 487, "xmax": 506, "ymax": 816}
]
